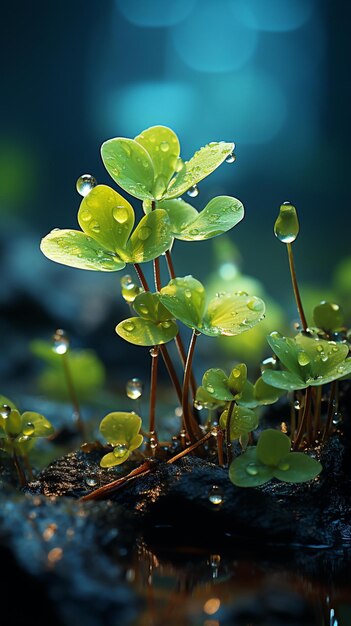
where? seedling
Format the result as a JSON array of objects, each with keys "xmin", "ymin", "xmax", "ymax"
[
  {"xmin": 99, "ymin": 412, "xmax": 143, "ymax": 467},
  {"xmin": 0, "ymin": 395, "xmax": 54, "ymax": 486},
  {"xmin": 229, "ymin": 429, "xmax": 322, "ymax": 487}
]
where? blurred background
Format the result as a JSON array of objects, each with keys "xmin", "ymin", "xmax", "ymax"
[{"xmin": 1, "ymin": 0, "xmax": 350, "ymax": 400}]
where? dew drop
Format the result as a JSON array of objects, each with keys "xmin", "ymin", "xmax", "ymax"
[
  {"xmin": 113, "ymin": 443, "xmax": 128, "ymax": 458},
  {"xmin": 232, "ymin": 368, "xmax": 241, "ymax": 378},
  {"xmin": 332, "ymin": 346, "xmax": 339, "ymax": 353},
  {"xmin": 76, "ymin": 174, "xmax": 97, "ymax": 197},
  {"xmin": 235, "ymin": 290, "xmax": 248, "ymax": 297},
  {"xmin": 189, "ymin": 228, "xmax": 199, "ymax": 236},
  {"xmin": 332, "ymin": 412, "xmax": 342, "ymax": 425},
  {"xmin": 149, "ymin": 431, "xmax": 158, "ymax": 449},
  {"xmin": 260, "ymin": 356, "xmax": 278, "ymax": 373},
  {"xmin": 138, "ymin": 226, "xmax": 151, "ymax": 241},
  {"xmin": 208, "ymin": 485, "xmax": 224, "ymax": 505},
  {"xmin": 161, "ymin": 320, "xmax": 172, "ymax": 329},
  {"xmin": 113, "ymin": 206, "xmax": 128, "ymax": 224},
  {"xmin": 90, "ymin": 221, "xmax": 100, "ymax": 233},
  {"xmin": 160, "ymin": 141, "xmax": 169, "ymax": 152},
  {"xmin": 52, "ymin": 329, "xmax": 69, "ymax": 355},
  {"xmin": 297, "ymin": 351, "xmax": 310, "ymax": 366},
  {"xmin": 246, "ymin": 462, "xmax": 259, "ymax": 476},
  {"xmin": 247, "ymin": 298, "xmax": 262, "ymax": 312},
  {"xmin": 123, "ymin": 321, "xmax": 135, "ymax": 333},
  {"xmin": 184, "ymin": 289, "xmax": 192, "ymax": 299},
  {"xmin": 206, "ymin": 384, "xmax": 215, "ymax": 394},
  {"xmin": 126, "ymin": 378, "xmax": 144, "ymax": 400},
  {"xmin": 149, "ymin": 347, "xmax": 158, "ymax": 358},
  {"xmin": 174, "ymin": 157, "xmax": 184, "ymax": 172},
  {"xmin": 225, "ymin": 153, "xmax": 236, "ymax": 164},
  {"xmin": 120, "ymin": 275, "xmax": 141, "ymax": 304},
  {"xmin": 0, "ymin": 405, "xmax": 11, "ymax": 419},
  {"xmin": 187, "ymin": 185, "xmax": 199, "ymax": 198},
  {"xmin": 85, "ymin": 477, "xmax": 98, "ymax": 488},
  {"xmin": 79, "ymin": 208, "xmax": 92, "ymax": 222},
  {"xmin": 337, "ymin": 366, "xmax": 345, "ymax": 374},
  {"xmin": 139, "ymin": 304, "xmax": 149, "ymax": 316},
  {"xmin": 274, "ymin": 203, "xmax": 299, "ymax": 244},
  {"xmin": 278, "ymin": 461, "xmax": 290, "ymax": 471},
  {"xmin": 193, "ymin": 399, "xmax": 203, "ymax": 410},
  {"xmin": 316, "ymin": 345, "xmax": 324, "ymax": 353},
  {"xmin": 294, "ymin": 400, "xmax": 301, "ymax": 410},
  {"xmin": 320, "ymin": 354, "xmax": 329, "ymax": 362},
  {"xmin": 22, "ymin": 422, "xmax": 35, "ymax": 436}
]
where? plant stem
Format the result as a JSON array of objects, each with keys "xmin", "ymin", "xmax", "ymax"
[
  {"xmin": 149, "ymin": 346, "xmax": 159, "ymax": 440},
  {"xmin": 182, "ymin": 329, "xmax": 202, "ymax": 443},
  {"xmin": 225, "ymin": 400, "xmax": 235, "ymax": 466},
  {"xmin": 13, "ymin": 452, "xmax": 26, "ymax": 487},
  {"xmin": 80, "ymin": 460, "xmax": 155, "ymax": 501},
  {"xmin": 216, "ymin": 428, "xmax": 225, "ymax": 467},
  {"xmin": 167, "ymin": 430, "xmax": 212, "ymax": 464},
  {"xmin": 133, "ymin": 263, "xmax": 149, "ymax": 292},
  {"xmin": 62, "ymin": 352, "xmax": 85, "ymax": 438},
  {"xmin": 159, "ymin": 344, "xmax": 183, "ymax": 404},
  {"xmin": 312, "ymin": 385, "xmax": 322, "ymax": 440},
  {"xmin": 23, "ymin": 453, "xmax": 34, "ymax": 481},
  {"xmin": 293, "ymin": 386, "xmax": 312, "ymax": 449},
  {"xmin": 165, "ymin": 249, "xmax": 176, "ymax": 280},
  {"xmin": 286, "ymin": 242, "xmax": 308, "ymax": 332},
  {"xmin": 322, "ymin": 380, "xmax": 337, "ymax": 443}
]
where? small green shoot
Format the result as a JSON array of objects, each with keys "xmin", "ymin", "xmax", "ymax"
[
  {"xmin": 116, "ymin": 291, "xmax": 178, "ymax": 346},
  {"xmin": 229, "ymin": 429, "xmax": 322, "ymax": 487},
  {"xmin": 99, "ymin": 412, "xmax": 143, "ymax": 467}
]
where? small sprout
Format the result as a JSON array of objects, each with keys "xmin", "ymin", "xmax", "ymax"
[
  {"xmin": 313, "ymin": 301, "xmax": 345, "ymax": 334},
  {"xmin": 229, "ymin": 429, "xmax": 322, "ymax": 487},
  {"xmin": 99, "ymin": 412, "xmax": 143, "ymax": 467},
  {"xmin": 40, "ymin": 185, "xmax": 173, "ymax": 272},
  {"xmin": 274, "ymin": 202, "xmax": 299, "ymax": 244},
  {"xmin": 159, "ymin": 276, "xmax": 265, "ymax": 337},
  {"xmin": 262, "ymin": 332, "xmax": 351, "ymax": 391}
]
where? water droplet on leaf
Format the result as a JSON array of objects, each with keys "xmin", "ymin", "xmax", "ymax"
[
  {"xmin": 247, "ymin": 298, "xmax": 262, "ymax": 312},
  {"xmin": 138, "ymin": 226, "xmax": 151, "ymax": 241},
  {"xmin": 76, "ymin": 174, "xmax": 97, "ymax": 197},
  {"xmin": 113, "ymin": 443, "xmax": 128, "ymax": 458},
  {"xmin": 297, "ymin": 351, "xmax": 310, "ymax": 366},
  {"xmin": 139, "ymin": 304, "xmax": 149, "ymax": 316},
  {"xmin": 294, "ymin": 400, "xmax": 301, "ymax": 410},
  {"xmin": 184, "ymin": 289, "xmax": 192, "ymax": 299},
  {"xmin": 22, "ymin": 422, "xmax": 35, "ymax": 436},
  {"xmin": 278, "ymin": 461, "xmax": 290, "ymax": 471},
  {"xmin": 225, "ymin": 153, "xmax": 236, "ymax": 164},
  {"xmin": 206, "ymin": 384, "xmax": 215, "ymax": 394},
  {"xmin": 246, "ymin": 462, "xmax": 259, "ymax": 476},
  {"xmin": 0, "ymin": 405, "xmax": 11, "ymax": 419},
  {"xmin": 160, "ymin": 141, "xmax": 169, "ymax": 152},
  {"xmin": 123, "ymin": 321, "xmax": 135, "ymax": 332},
  {"xmin": 260, "ymin": 356, "xmax": 278, "ymax": 373},
  {"xmin": 126, "ymin": 378, "xmax": 144, "ymax": 400},
  {"xmin": 113, "ymin": 206, "xmax": 128, "ymax": 224}
]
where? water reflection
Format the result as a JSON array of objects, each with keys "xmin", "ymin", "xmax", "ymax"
[{"xmin": 121, "ymin": 540, "xmax": 351, "ymax": 625}]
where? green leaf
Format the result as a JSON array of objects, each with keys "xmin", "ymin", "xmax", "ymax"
[
  {"xmin": 294, "ymin": 334, "xmax": 349, "ymax": 380},
  {"xmin": 202, "ymin": 368, "xmax": 232, "ymax": 401},
  {"xmin": 100, "ymin": 450, "xmax": 130, "ymax": 467},
  {"xmin": 126, "ymin": 209, "xmax": 173, "ymax": 263},
  {"xmin": 78, "ymin": 185, "xmax": 135, "ymax": 253},
  {"xmin": 195, "ymin": 386, "xmax": 225, "ymax": 410},
  {"xmin": 0, "ymin": 396, "xmax": 18, "ymax": 434},
  {"xmin": 164, "ymin": 141, "xmax": 234, "ymax": 199},
  {"xmin": 228, "ymin": 363, "xmax": 247, "ymax": 397},
  {"xmin": 266, "ymin": 332, "xmax": 303, "ymax": 378},
  {"xmin": 262, "ymin": 369, "xmax": 306, "ymax": 391},
  {"xmin": 116, "ymin": 317, "xmax": 178, "ymax": 346},
  {"xmin": 21, "ymin": 412, "xmax": 54, "ymax": 437},
  {"xmin": 101, "ymin": 137, "xmax": 154, "ymax": 200},
  {"xmin": 229, "ymin": 447, "xmax": 273, "ymax": 487},
  {"xmin": 256, "ymin": 429, "xmax": 291, "ymax": 466},
  {"xmin": 313, "ymin": 301, "xmax": 344, "ymax": 332},
  {"xmin": 254, "ymin": 376, "xmax": 283, "ymax": 405},
  {"xmin": 202, "ymin": 293, "xmax": 265, "ymax": 337},
  {"xmin": 135, "ymin": 126, "xmax": 180, "ymax": 199},
  {"xmin": 175, "ymin": 196, "xmax": 244, "ymax": 241},
  {"xmin": 159, "ymin": 276, "xmax": 206, "ymax": 328},
  {"xmin": 133, "ymin": 292, "xmax": 172, "ymax": 322},
  {"xmin": 5, "ymin": 409, "xmax": 22, "ymax": 437},
  {"xmin": 40, "ymin": 229, "xmax": 125, "ymax": 272},
  {"xmin": 273, "ymin": 452, "xmax": 322, "ymax": 483},
  {"xmin": 99, "ymin": 412, "xmax": 142, "ymax": 446},
  {"xmin": 219, "ymin": 405, "xmax": 258, "ymax": 440},
  {"xmin": 155, "ymin": 198, "xmax": 199, "ymax": 231},
  {"xmin": 0, "ymin": 395, "xmax": 17, "ymax": 411},
  {"xmin": 236, "ymin": 380, "xmax": 257, "ymax": 408}
]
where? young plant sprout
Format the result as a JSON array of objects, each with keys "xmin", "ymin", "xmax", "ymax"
[
  {"xmin": 229, "ymin": 429, "xmax": 322, "ymax": 488},
  {"xmin": 0, "ymin": 395, "xmax": 54, "ymax": 486},
  {"xmin": 40, "ymin": 125, "xmax": 344, "ymax": 498}
]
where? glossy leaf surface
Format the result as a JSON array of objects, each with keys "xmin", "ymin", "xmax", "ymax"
[{"xmin": 101, "ymin": 137, "xmax": 154, "ymax": 200}]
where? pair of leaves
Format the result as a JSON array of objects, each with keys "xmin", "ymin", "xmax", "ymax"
[
  {"xmin": 144, "ymin": 196, "xmax": 244, "ymax": 242},
  {"xmin": 219, "ymin": 404, "xmax": 258, "ymax": 441},
  {"xmin": 101, "ymin": 125, "xmax": 234, "ymax": 202},
  {"xmin": 116, "ymin": 291, "xmax": 178, "ymax": 346},
  {"xmin": 0, "ymin": 395, "xmax": 54, "ymax": 456},
  {"xmin": 159, "ymin": 276, "xmax": 265, "ymax": 337},
  {"xmin": 229, "ymin": 429, "xmax": 322, "ymax": 487},
  {"xmin": 40, "ymin": 185, "xmax": 173, "ymax": 272},
  {"xmin": 99, "ymin": 412, "xmax": 143, "ymax": 467},
  {"xmin": 262, "ymin": 332, "xmax": 351, "ymax": 391}
]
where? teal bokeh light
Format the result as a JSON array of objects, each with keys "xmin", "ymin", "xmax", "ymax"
[
  {"xmin": 234, "ymin": 0, "xmax": 315, "ymax": 32},
  {"xmin": 115, "ymin": 0, "xmax": 197, "ymax": 27},
  {"xmin": 171, "ymin": 0, "xmax": 258, "ymax": 73}
]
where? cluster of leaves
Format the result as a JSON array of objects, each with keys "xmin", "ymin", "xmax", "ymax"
[{"xmin": 0, "ymin": 395, "xmax": 54, "ymax": 459}]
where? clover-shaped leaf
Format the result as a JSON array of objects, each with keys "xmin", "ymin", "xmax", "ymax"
[
  {"xmin": 159, "ymin": 276, "xmax": 265, "ymax": 337},
  {"xmin": 116, "ymin": 292, "xmax": 178, "ymax": 346},
  {"xmin": 0, "ymin": 398, "xmax": 54, "ymax": 457},
  {"xmin": 41, "ymin": 185, "xmax": 173, "ymax": 271},
  {"xmin": 194, "ymin": 386, "xmax": 225, "ymax": 410},
  {"xmin": 156, "ymin": 196, "xmax": 244, "ymax": 241},
  {"xmin": 101, "ymin": 125, "xmax": 234, "ymax": 201},
  {"xmin": 262, "ymin": 331, "xmax": 351, "ymax": 391},
  {"xmin": 99, "ymin": 412, "xmax": 143, "ymax": 467},
  {"xmin": 202, "ymin": 364, "xmax": 247, "ymax": 401},
  {"xmin": 313, "ymin": 301, "xmax": 344, "ymax": 333},
  {"xmin": 219, "ymin": 405, "xmax": 258, "ymax": 440},
  {"xmin": 229, "ymin": 429, "xmax": 322, "ymax": 488}
]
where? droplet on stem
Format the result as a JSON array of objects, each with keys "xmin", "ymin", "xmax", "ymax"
[
  {"xmin": 274, "ymin": 202, "xmax": 299, "ymax": 244},
  {"xmin": 52, "ymin": 329, "xmax": 70, "ymax": 355}
]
